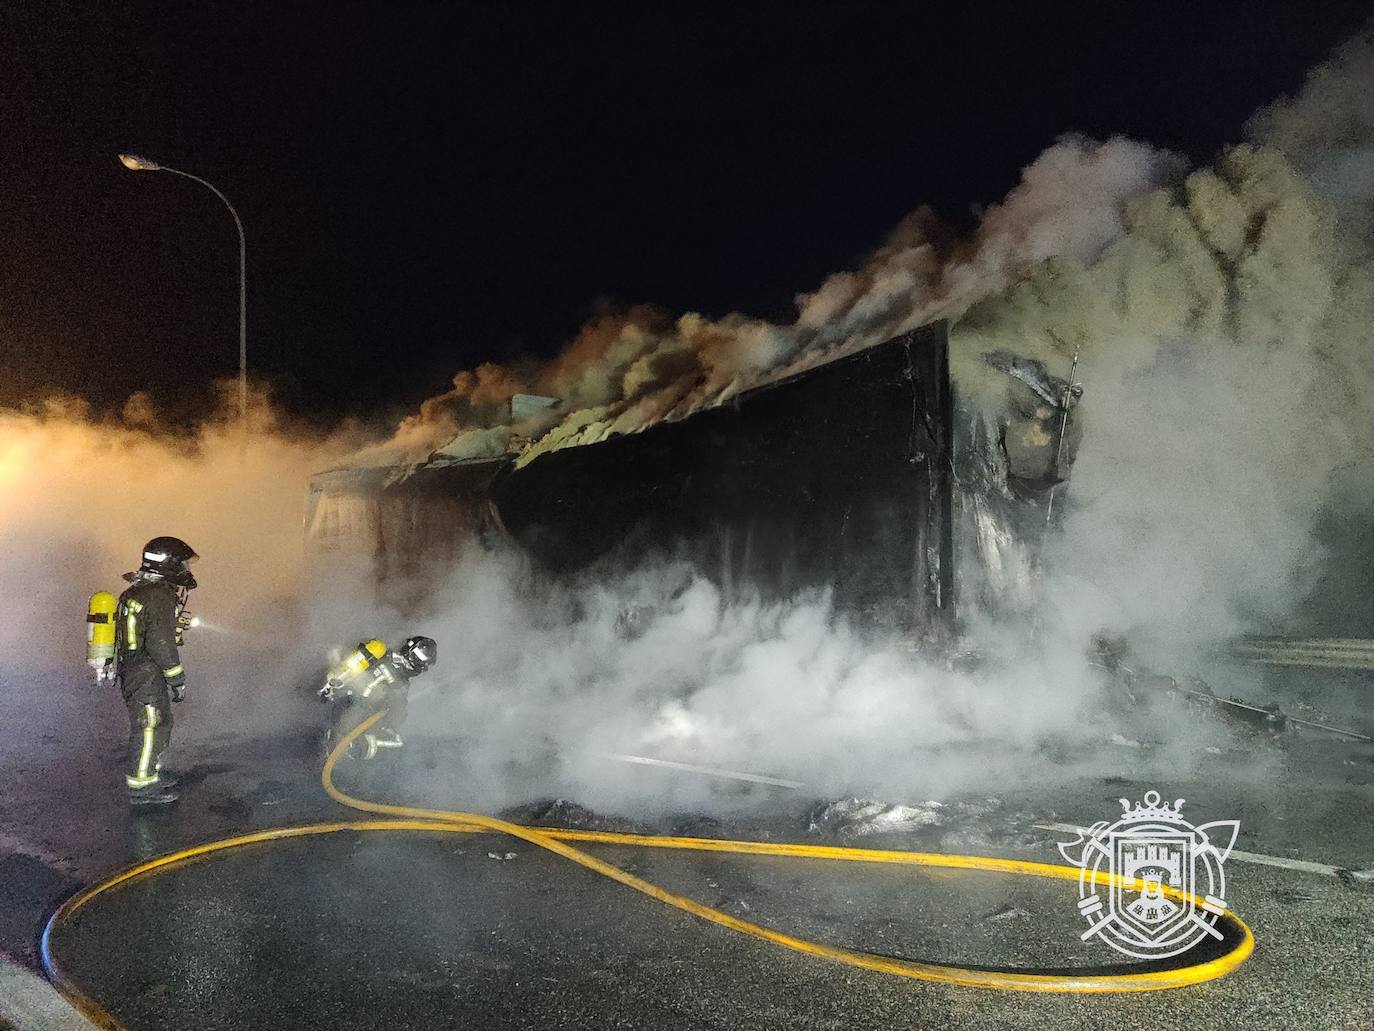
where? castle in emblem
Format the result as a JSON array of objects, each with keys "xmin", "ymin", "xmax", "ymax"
[{"xmin": 1122, "ymin": 843, "xmax": 1184, "ymax": 924}]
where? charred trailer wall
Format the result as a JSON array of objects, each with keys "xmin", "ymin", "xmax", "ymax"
[
  {"xmin": 373, "ymin": 461, "xmax": 505, "ymax": 581},
  {"xmin": 489, "ymin": 322, "xmax": 954, "ymax": 634},
  {"xmin": 304, "ymin": 466, "xmax": 392, "ymax": 555},
  {"xmin": 306, "ymin": 459, "xmax": 504, "ymax": 586}
]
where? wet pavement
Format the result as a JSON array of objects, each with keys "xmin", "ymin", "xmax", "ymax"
[{"xmin": 3, "ymin": 669, "xmax": 1374, "ymax": 1029}]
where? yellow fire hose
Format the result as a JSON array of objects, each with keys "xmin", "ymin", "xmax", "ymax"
[{"xmin": 42, "ymin": 711, "xmax": 1254, "ymax": 1028}]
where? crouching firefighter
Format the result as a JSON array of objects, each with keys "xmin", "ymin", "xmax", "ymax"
[
  {"xmin": 319, "ymin": 636, "xmax": 436, "ymax": 760},
  {"xmin": 116, "ymin": 537, "xmax": 199, "ymax": 806}
]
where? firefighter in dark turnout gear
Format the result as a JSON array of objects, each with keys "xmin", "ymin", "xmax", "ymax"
[
  {"xmin": 320, "ymin": 636, "xmax": 436, "ymax": 760},
  {"xmin": 116, "ymin": 537, "xmax": 198, "ymax": 806}
]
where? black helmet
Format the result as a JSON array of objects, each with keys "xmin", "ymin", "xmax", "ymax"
[
  {"xmin": 139, "ymin": 536, "xmax": 199, "ymax": 588},
  {"xmin": 397, "ymin": 635, "xmax": 436, "ymax": 675}
]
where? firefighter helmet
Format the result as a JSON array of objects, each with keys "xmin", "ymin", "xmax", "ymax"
[
  {"xmin": 397, "ymin": 635, "xmax": 437, "ymax": 675},
  {"xmin": 139, "ymin": 536, "xmax": 199, "ymax": 588}
]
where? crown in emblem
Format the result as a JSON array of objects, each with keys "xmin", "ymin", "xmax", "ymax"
[{"xmin": 1117, "ymin": 790, "xmax": 1185, "ymax": 823}]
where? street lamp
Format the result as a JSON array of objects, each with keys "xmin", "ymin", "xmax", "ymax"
[{"xmin": 118, "ymin": 153, "xmax": 248, "ymax": 435}]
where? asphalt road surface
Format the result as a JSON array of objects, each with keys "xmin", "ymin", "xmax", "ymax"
[{"xmin": 3, "ymin": 668, "xmax": 1372, "ymax": 1030}]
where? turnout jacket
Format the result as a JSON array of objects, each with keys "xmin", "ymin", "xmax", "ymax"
[{"xmin": 116, "ymin": 576, "xmax": 186, "ymax": 700}]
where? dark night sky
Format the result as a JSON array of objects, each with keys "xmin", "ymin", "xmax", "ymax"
[{"xmin": 1, "ymin": 2, "xmax": 1369, "ymax": 426}]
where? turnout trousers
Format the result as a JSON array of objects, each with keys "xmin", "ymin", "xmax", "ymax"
[{"xmin": 121, "ymin": 664, "xmax": 173, "ymax": 789}]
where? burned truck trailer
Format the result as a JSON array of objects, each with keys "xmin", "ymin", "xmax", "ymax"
[
  {"xmin": 306, "ymin": 320, "xmax": 1074, "ymax": 634},
  {"xmin": 492, "ymin": 321, "xmax": 953, "ymax": 633}
]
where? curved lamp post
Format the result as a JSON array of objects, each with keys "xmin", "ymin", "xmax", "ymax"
[{"xmin": 118, "ymin": 153, "xmax": 247, "ymax": 433}]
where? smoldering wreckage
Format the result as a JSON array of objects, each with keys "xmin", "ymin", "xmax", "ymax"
[
  {"xmin": 292, "ymin": 52, "xmax": 1374, "ymax": 793},
  {"xmin": 306, "ymin": 317, "xmax": 1372, "ymax": 777}
]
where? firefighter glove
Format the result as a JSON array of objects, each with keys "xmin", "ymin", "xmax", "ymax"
[{"xmin": 164, "ymin": 665, "xmax": 187, "ymax": 702}]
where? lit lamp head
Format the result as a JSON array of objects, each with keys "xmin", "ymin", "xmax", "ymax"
[{"xmin": 117, "ymin": 153, "xmax": 162, "ymax": 171}]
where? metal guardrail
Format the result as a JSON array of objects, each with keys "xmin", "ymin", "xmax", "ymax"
[{"xmin": 1231, "ymin": 638, "xmax": 1374, "ymax": 671}]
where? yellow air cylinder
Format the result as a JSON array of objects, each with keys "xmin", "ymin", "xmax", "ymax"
[
  {"xmin": 86, "ymin": 592, "xmax": 117, "ymax": 669},
  {"xmin": 341, "ymin": 639, "xmax": 387, "ymax": 677}
]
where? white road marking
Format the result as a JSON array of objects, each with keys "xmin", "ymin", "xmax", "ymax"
[
  {"xmin": 599, "ymin": 753, "xmax": 805, "ymax": 788},
  {"xmin": 1034, "ymin": 821, "xmax": 1354, "ymax": 878}
]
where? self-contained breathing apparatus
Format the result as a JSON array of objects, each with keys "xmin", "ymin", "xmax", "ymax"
[{"xmin": 86, "ymin": 591, "xmax": 119, "ymax": 686}]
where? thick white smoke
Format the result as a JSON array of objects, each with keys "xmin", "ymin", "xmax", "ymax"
[
  {"xmin": 956, "ymin": 137, "xmax": 1374, "ymax": 664},
  {"xmin": 364, "ymin": 136, "xmax": 1186, "ymax": 469},
  {"xmin": 391, "ymin": 548, "xmax": 1244, "ymax": 815},
  {"xmin": 1247, "ymin": 26, "xmax": 1374, "ymax": 234}
]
